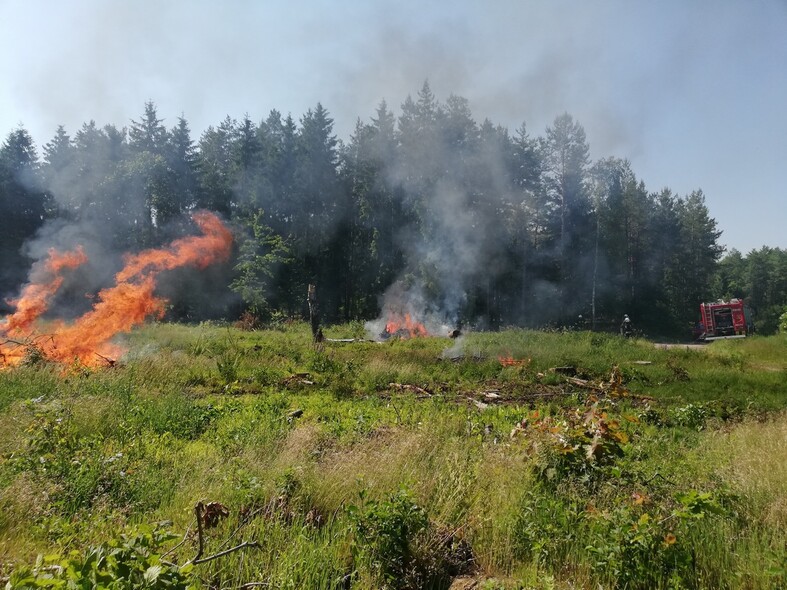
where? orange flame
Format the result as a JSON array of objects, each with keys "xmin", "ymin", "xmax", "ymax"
[
  {"xmin": 116, "ymin": 211, "xmax": 232, "ymax": 282},
  {"xmin": 385, "ymin": 313, "xmax": 428, "ymax": 338},
  {"xmin": 1, "ymin": 246, "xmax": 87, "ymax": 335},
  {"xmin": 499, "ymin": 354, "xmax": 530, "ymax": 367},
  {"xmin": 1, "ymin": 211, "xmax": 232, "ymax": 368}
]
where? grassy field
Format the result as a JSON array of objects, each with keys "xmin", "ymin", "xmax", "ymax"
[{"xmin": 1, "ymin": 323, "xmax": 785, "ymax": 589}]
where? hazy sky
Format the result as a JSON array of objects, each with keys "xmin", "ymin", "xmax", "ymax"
[{"xmin": 1, "ymin": 0, "xmax": 785, "ymax": 253}]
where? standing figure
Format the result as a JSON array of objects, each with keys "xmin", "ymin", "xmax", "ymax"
[{"xmin": 620, "ymin": 314, "xmax": 633, "ymax": 337}]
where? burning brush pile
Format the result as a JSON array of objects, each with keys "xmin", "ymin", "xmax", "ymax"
[
  {"xmin": 365, "ymin": 281, "xmax": 459, "ymax": 341},
  {"xmin": 0, "ymin": 211, "xmax": 232, "ymax": 369},
  {"xmin": 383, "ymin": 312, "xmax": 429, "ymax": 339}
]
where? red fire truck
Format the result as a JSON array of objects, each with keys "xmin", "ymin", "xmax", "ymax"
[{"xmin": 695, "ymin": 299, "xmax": 752, "ymax": 341}]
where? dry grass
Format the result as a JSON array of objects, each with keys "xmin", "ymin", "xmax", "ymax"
[{"xmin": 706, "ymin": 412, "xmax": 787, "ymax": 528}]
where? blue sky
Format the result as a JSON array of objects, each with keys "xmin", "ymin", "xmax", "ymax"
[{"xmin": 1, "ymin": 0, "xmax": 785, "ymax": 253}]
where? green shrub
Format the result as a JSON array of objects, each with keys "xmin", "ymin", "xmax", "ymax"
[
  {"xmin": 510, "ymin": 402, "xmax": 630, "ymax": 485},
  {"xmin": 6, "ymin": 524, "xmax": 194, "ymax": 589},
  {"xmin": 347, "ymin": 488, "xmax": 430, "ymax": 589}
]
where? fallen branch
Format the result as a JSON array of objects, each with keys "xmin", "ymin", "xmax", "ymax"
[
  {"xmin": 565, "ymin": 376, "xmax": 605, "ymax": 391},
  {"xmin": 193, "ymin": 541, "xmax": 262, "ymax": 565},
  {"xmin": 641, "ymin": 471, "xmax": 676, "ymax": 486},
  {"xmin": 467, "ymin": 396, "xmax": 489, "ymax": 410},
  {"xmin": 161, "ymin": 520, "xmax": 194, "ymax": 559},
  {"xmin": 94, "ymin": 352, "xmax": 117, "ymax": 367},
  {"xmin": 282, "ymin": 373, "xmax": 314, "ymax": 386},
  {"xmin": 388, "ymin": 382, "xmax": 432, "ymax": 397}
]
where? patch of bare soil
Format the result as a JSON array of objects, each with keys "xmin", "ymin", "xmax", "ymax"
[{"xmin": 654, "ymin": 342, "xmax": 708, "ymax": 351}]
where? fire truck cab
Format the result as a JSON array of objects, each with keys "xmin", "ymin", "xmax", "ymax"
[{"xmin": 696, "ymin": 299, "xmax": 751, "ymax": 341}]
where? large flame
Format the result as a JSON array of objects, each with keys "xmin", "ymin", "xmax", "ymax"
[
  {"xmin": 0, "ymin": 211, "xmax": 232, "ymax": 368},
  {"xmin": 2, "ymin": 246, "xmax": 87, "ymax": 335}
]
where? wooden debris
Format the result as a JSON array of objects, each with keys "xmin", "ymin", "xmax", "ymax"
[
  {"xmin": 282, "ymin": 373, "xmax": 314, "ymax": 387},
  {"xmin": 565, "ymin": 376, "xmax": 605, "ymax": 391},
  {"xmin": 388, "ymin": 382, "xmax": 432, "ymax": 397},
  {"xmin": 468, "ymin": 397, "xmax": 489, "ymax": 410}
]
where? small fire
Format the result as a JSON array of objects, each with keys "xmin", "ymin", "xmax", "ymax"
[
  {"xmin": 1, "ymin": 211, "xmax": 232, "ymax": 368},
  {"xmin": 499, "ymin": 354, "xmax": 530, "ymax": 367},
  {"xmin": 385, "ymin": 313, "xmax": 428, "ymax": 338}
]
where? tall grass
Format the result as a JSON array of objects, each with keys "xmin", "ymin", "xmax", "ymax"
[{"xmin": 1, "ymin": 323, "xmax": 785, "ymax": 588}]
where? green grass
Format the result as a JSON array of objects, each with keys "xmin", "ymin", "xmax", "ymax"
[{"xmin": 1, "ymin": 324, "xmax": 785, "ymax": 589}]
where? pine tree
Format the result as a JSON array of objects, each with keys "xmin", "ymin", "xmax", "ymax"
[
  {"xmin": 0, "ymin": 127, "xmax": 47, "ymax": 297},
  {"xmin": 542, "ymin": 114, "xmax": 592, "ymax": 319},
  {"xmin": 167, "ymin": 115, "xmax": 198, "ymax": 215}
]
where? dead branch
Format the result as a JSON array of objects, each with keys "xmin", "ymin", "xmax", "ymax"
[
  {"xmin": 565, "ymin": 376, "xmax": 605, "ymax": 391},
  {"xmin": 282, "ymin": 373, "xmax": 314, "ymax": 386},
  {"xmin": 94, "ymin": 352, "xmax": 117, "ymax": 367},
  {"xmin": 641, "ymin": 472, "xmax": 676, "ymax": 485},
  {"xmin": 388, "ymin": 382, "xmax": 432, "ymax": 397},
  {"xmin": 467, "ymin": 397, "xmax": 489, "ymax": 410},
  {"xmin": 192, "ymin": 502, "xmax": 206, "ymax": 563},
  {"xmin": 389, "ymin": 398, "xmax": 403, "ymax": 424},
  {"xmin": 216, "ymin": 505, "xmax": 267, "ymax": 551},
  {"xmin": 186, "ymin": 501, "xmax": 261, "ymax": 566},
  {"xmin": 161, "ymin": 520, "xmax": 194, "ymax": 558},
  {"xmin": 193, "ymin": 541, "xmax": 262, "ymax": 565}
]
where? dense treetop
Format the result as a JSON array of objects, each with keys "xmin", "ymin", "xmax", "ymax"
[{"xmin": 1, "ymin": 86, "xmax": 785, "ymax": 335}]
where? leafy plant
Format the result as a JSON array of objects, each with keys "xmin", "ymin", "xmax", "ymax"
[
  {"xmin": 511, "ymin": 401, "xmax": 630, "ymax": 484},
  {"xmin": 347, "ymin": 488, "xmax": 429, "ymax": 589},
  {"xmin": 6, "ymin": 524, "xmax": 195, "ymax": 589},
  {"xmin": 671, "ymin": 403, "xmax": 708, "ymax": 430},
  {"xmin": 586, "ymin": 506, "xmax": 691, "ymax": 589}
]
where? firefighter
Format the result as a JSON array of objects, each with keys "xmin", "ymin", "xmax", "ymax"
[{"xmin": 620, "ymin": 314, "xmax": 633, "ymax": 337}]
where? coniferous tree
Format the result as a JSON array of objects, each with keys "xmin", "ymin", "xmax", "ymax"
[
  {"xmin": 293, "ymin": 103, "xmax": 343, "ymax": 318},
  {"xmin": 0, "ymin": 128, "xmax": 47, "ymax": 300},
  {"xmin": 232, "ymin": 114, "xmax": 263, "ymax": 214},
  {"xmin": 167, "ymin": 115, "xmax": 199, "ymax": 215},
  {"xmin": 666, "ymin": 190, "xmax": 724, "ymax": 329},
  {"xmin": 196, "ymin": 117, "xmax": 236, "ymax": 216},
  {"xmin": 509, "ymin": 122, "xmax": 546, "ymax": 324},
  {"xmin": 541, "ymin": 113, "xmax": 592, "ymax": 319},
  {"xmin": 41, "ymin": 125, "xmax": 76, "ymax": 218},
  {"xmin": 126, "ymin": 102, "xmax": 177, "ymax": 235}
]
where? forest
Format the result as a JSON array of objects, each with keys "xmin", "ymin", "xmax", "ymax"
[{"xmin": 1, "ymin": 83, "xmax": 786, "ymax": 337}]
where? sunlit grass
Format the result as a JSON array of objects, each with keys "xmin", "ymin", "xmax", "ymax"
[{"xmin": 1, "ymin": 323, "xmax": 786, "ymax": 588}]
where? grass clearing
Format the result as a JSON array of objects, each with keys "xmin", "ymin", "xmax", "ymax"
[{"xmin": 1, "ymin": 323, "xmax": 785, "ymax": 588}]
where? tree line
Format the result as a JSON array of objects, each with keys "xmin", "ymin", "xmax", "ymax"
[{"xmin": 1, "ymin": 83, "xmax": 785, "ymax": 336}]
